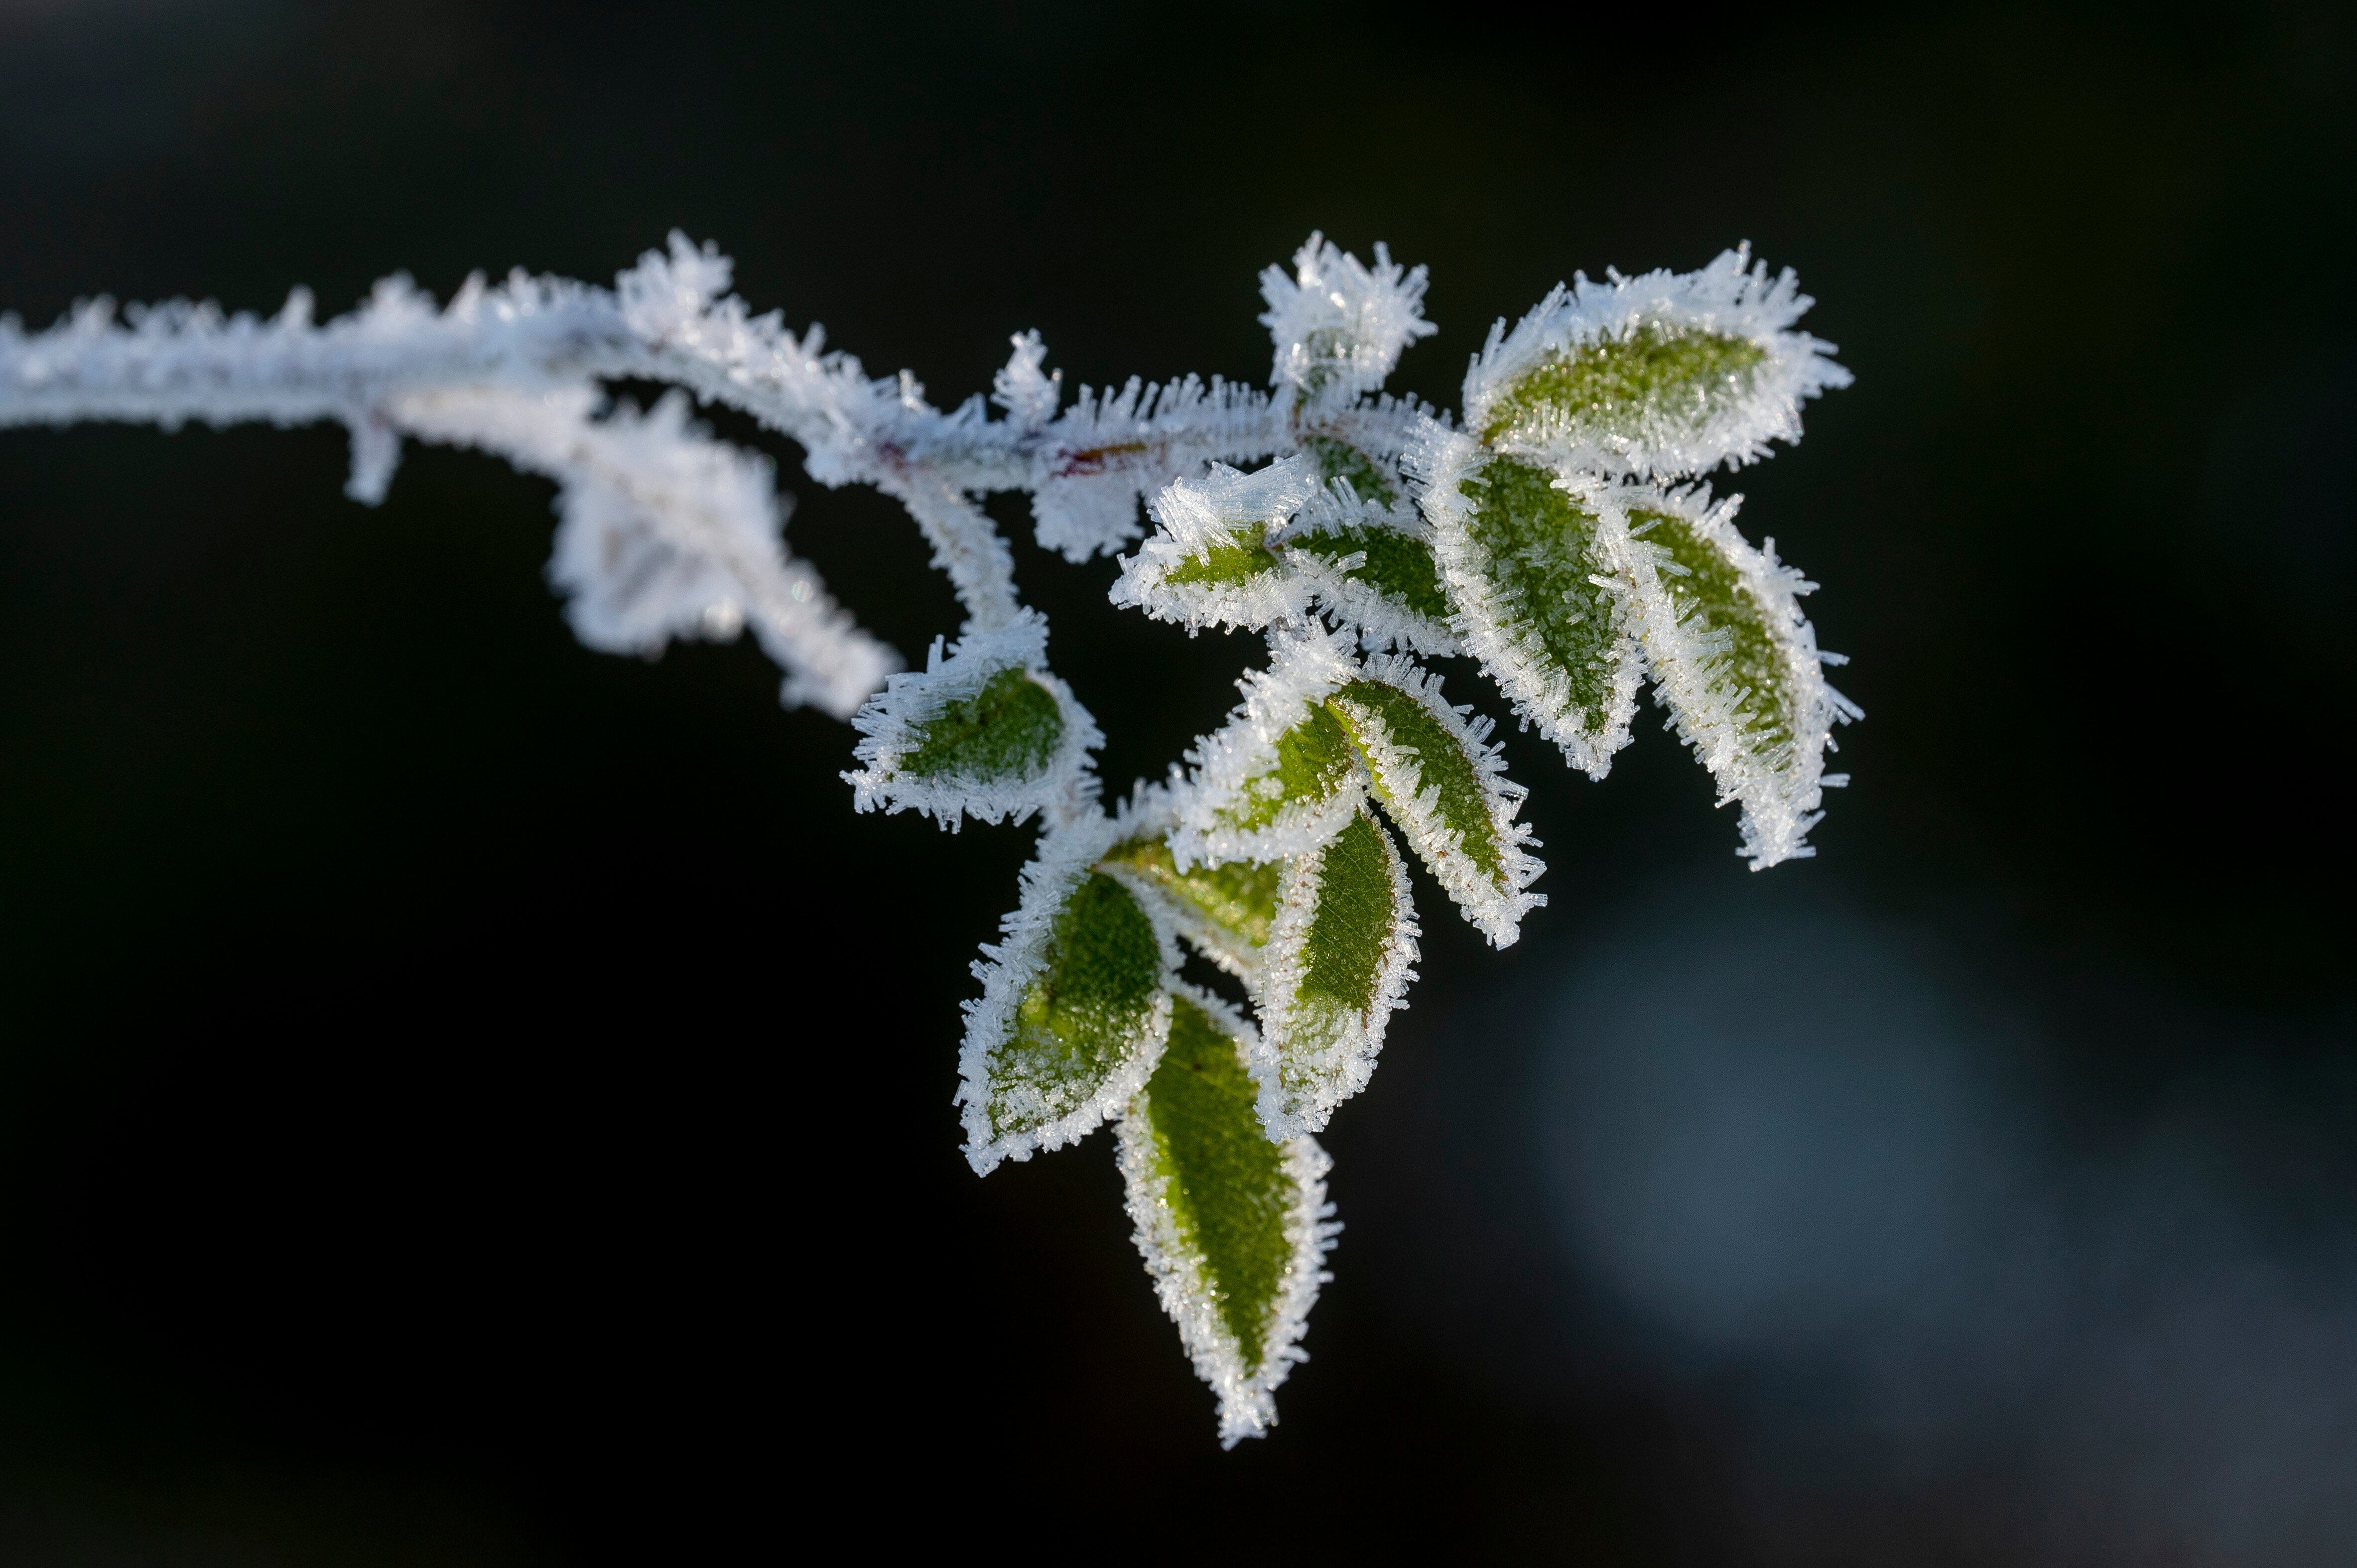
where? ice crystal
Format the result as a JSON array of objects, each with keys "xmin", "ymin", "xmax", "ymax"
[{"xmin": 1, "ymin": 230, "xmax": 1852, "ymax": 1443}]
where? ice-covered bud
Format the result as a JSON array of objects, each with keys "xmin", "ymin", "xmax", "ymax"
[
  {"xmin": 990, "ymin": 330, "xmax": 1061, "ymax": 427},
  {"xmin": 1261, "ymin": 234, "xmax": 1435, "ymax": 419},
  {"xmin": 615, "ymin": 231, "xmax": 734, "ymax": 342}
]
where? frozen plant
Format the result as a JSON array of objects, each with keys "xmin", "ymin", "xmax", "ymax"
[{"xmin": 0, "ymin": 231, "xmax": 1855, "ymax": 1444}]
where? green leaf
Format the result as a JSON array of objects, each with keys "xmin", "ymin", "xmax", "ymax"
[
  {"xmin": 1160, "ymin": 528, "xmax": 1279, "ymax": 588},
  {"xmin": 1101, "ymin": 835, "xmax": 1282, "ymax": 978},
  {"xmin": 846, "ymin": 612, "xmax": 1101, "ymax": 828},
  {"xmin": 1120, "ymin": 990, "xmax": 1331, "ymax": 1445},
  {"xmin": 1482, "ymin": 324, "xmax": 1768, "ymax": 452},
  {"xmin": 1323, "ymin": 666, "xmax": 1543, "ymax": 945},
  {"xmin": 1168, "ymin": 632, "xmax": 1368, "ymax": 870},
  {"xmin": 1252, "ymin": 807, "xmax": 1419, "ymax": 1139},
  {"xmin": 1633, "ymin": 502, "xmax": 1795, "ymax": 759},
  {"xmin": 1288, "ymin": 522, "xmax": 1451, "ymax": 625},
  {"xmin": 960, "ymin": 861, "xmax": 1174, "ymax": 1172},
  {"xmin": 898, "ymin": 665, "xmax": 1066, "ymax": 782},
  {"xmin": 1459, "ymin": 249, "xmax": 1851, "ymax": 481},
  {"xmin": 1419, "ymin": 444, "xmax": 1641, "ymax": 777},
  {"xmin": 1616, "ymin": 491, "xmax": 1854, "ymax": 869},
  {"xmin": 1209, "ymin": 700, "xmax": 1361, "ymax": 838},
  {"xmin": 1330, "ymin": 681, "xmax": 1502, "ymax": 876}
]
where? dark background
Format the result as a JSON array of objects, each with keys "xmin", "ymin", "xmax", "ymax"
[{"xmin": 0, "ymin": 1, "xmax": 2352, "ymax": 1562}]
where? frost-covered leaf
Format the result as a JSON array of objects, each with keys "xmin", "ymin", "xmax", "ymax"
[
  {"xmin": 1251, "ymin": 807, "xmax": 1419, "ymax": 1139},
  {"xmin": 844, "ymin": 610, "xmax": 1101, "ymax": 829},
  {"xmin": 959, "ymin": 817, "xmax": 1178, "ymax": 1174},
  {"xmin": 1463, "ymin": 246, "xmax": 1850, "ymax": 483},
  {"xmin": 1613, "ymin": 487, "xmax": 1861, "ymax": 868},
  {"xmin": 1408, "ymin": 426, "xmax": 1642, "ymax": 777},
  {"xmin": 1119, "ymin": 986, "xmax": 1334, "ymax": 1447},
  {"xmin": 1261, "ymin": 234, "xmax": 1436, "ymax": 420},
  {"xmin": 1109, "ymin": 458, "xmax": 1320, "ymax": 634},
  {"xmin": 1324, "ymin": 658, "xmax": 1544, "ymax": 946},
  {"xmin": 1278, "ymin": 473, "xmax": 1458, "ymax": 658},
  {"xmin": 1204, "ymin": 704, "xmax": 1361, "ymax": 842},
  {"xmin": 1167, "ymin": 630, "xmax": 1369, "ymax": 869},
  {"xmin": 1101, "ymin": 834, "xmax": 1284, "ymax": 982},
  {"xmin": 1100, "ymin": 787, "xmax": 1283, "ymax": 981}
]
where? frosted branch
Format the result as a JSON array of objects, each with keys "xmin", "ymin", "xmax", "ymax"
[
  {"xmin": 392, "ymin": 385, "xmax": 893, "ymax": 717},
  {"xmin": 3, "ymin": 230, "xmax": 1857, "ymax": 1449}
]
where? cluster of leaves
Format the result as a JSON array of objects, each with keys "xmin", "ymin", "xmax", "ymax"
[
  {"xmin": 0, "ymin": 230, "xmax": 1850, "ymax": 1446},
  {"xmin": 850, "ymin": 238, "xmax": 1854, "ymax": 1443}
]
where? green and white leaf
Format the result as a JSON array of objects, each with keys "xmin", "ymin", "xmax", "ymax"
[
  {"xmin": 844, "ymin": 609, "xmax": 1102, "ymax": 829},
  {"xmin": 1611, "ymin": 485, "xmax": 1861, "ymax": 869},
  {"xmin": 1408, "ymin": 425, "xmax": 1644, "ymax": 778},
  {"xmin": 1276, "ymin": 471, "xmax": 1460, "ymax": 658},
  {"xmin": 1118, "ymin": 985, "xmax": 1335, "ymax": 1447},
  {"xmin": 1166, "ymin": 628, "xmax": 1369, "ymax": 870},
  {"xmin": 1250, "ymin": 806, "xmax": 1420, "ymax": 1139},
  {"xmin": 1462, "ymin": 245, "xmax": 1850, "ymax": 483},
  {"xmin": 1099, "ymin": 789, "xmax": 1283, "ymax": 982},
  {"xmin": 958, "ymin": 814, "xmax": 1178, "ymax": 1173},
  {"xmin": 1109, "ymin": 457, "xmax": 1321, "ymax": 634},
  {"xmin": 1324, "ymin": 655, "xmax": 1545, "ymax": 946}
]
